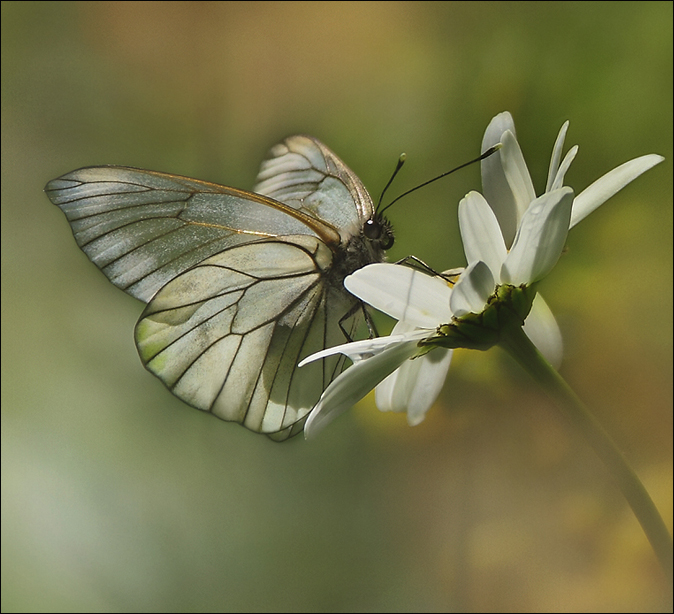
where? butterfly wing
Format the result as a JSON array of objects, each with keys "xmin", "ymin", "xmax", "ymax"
[
  {"xmin": 135, "ymin": 235, "xmax": 359, "ymax": 440},
  {"xmin": 46, "ymin": 136, "xmax": 384, "ymax": 439},
  {"xmin": 254, "ymin": 135, "xmax": 375, "ymax": 240},
  {"xmin": 45, "ymin": 164, "xmax": 339, "ymax": 303}
]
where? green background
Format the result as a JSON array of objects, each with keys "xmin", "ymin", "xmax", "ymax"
[{"xmin": 2, "ymin": 2, "xmax": 672, "ymax": 612}]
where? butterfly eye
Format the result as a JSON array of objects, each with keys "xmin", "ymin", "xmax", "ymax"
[
  {"xmin": 363, "ymin": 219, "xmax": 379, "ymax": 239},
  {"xmin": 364, "ymin": 218, "xmax": 395, "ymax": 250}
]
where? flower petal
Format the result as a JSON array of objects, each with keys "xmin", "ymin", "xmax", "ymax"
[
  {"xmin": 482, "ymin": 111, "xmax": 516, "ymax": 149},
  {"xmin": 298, "ymin": 332, "xmax": 425, "ymax": 367},
  {"xmin": 481, "ymin": 114, "xmax": 520, "ymax": 246},
  {"xmin": 523, "ymin": 293, "xmax": 563, "ymax": 369},
  {"xmin": 549, "ymin": 145, "xmax": 578, "ymax": 192},
  {"xmin": 570, "ymin": 154, "xmax": 664, "ymax": 228},
  {"xmin": 450, "ymin": 260, "xmax": 495, "ymax": 316},
  {"xmin": 500, "ymin": 130, "xmax": 537, "ymax": 232},
  {"xmin": 459, "ymin": 191, "xmax": 508, "ymax": 276},
  {"xmin": 501, "ymin": 187, "xmax": 574, "ymax": 285},
  {"xmin": 304, "ymin": 339, "xmax": 421, "ymax": 438},
  {"xmin": 545, "ymin": 121, "xmax": 570, "ymax": 192},
  {"xmin": 375, "ymin": 345, "xmax": 453, "ymax": 426},
  {"xmin": 345, "ymin": 263, "xmax": 453, "ymax": 327}
]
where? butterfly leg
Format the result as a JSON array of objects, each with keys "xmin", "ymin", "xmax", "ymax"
[
  {"xmin": 362, "ymin": 303, "xmax": 379, "ymax": 339},
  {"xmin": 395, "ymin": 255, "xmax": 462, "ymax": 286},
  {"xmin": 394, "ymin": 254, "xmax": 439, "ymax": 274},
  {"xmin": 338, "ymin": 301, "xmax": 379, "ymax": 342}
]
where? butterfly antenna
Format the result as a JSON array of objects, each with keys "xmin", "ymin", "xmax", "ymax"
[
  {"xmin": 376, "ymin": 153, "xmax": 407, "ymax": 212},
  {"xmin": 379, "ymin": 144, "xmax": 501, "ymax": 216}
]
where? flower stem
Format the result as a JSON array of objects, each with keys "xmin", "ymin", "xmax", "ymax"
[{"xmin": 498, "ymin": 323, "xmax": 673, "ymax": 582}]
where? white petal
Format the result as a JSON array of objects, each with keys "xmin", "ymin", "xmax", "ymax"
[
  {"xmin": 481, "ymin": 116, "xmax": 520, "ymax": 246},
  {"xmin": 388, "ymin": 319, "xmax": 418, "ymax": 336},
  {"xmin": 500, "ymin": 130, "xmax": 537, "ymax": 231},
  {"xmin": 345, "ymin": 263, "xmax": 453, "ymax": 327},
  {"xmin": 459, "ymin": 191, "xmax": 508, "ymax": 275},
  {"xmin": 570, "ymin": 154, "xmax": 664, "ymax": 228},
  {"xmin": 375, "ymin": 346, "xmax": 453, "ymax": 426},
  {"xmin": 304, "ymin": 339, "xmax": 420, "ymax": 438},
  {"xmin": 450, "ymin": 261, "xmax": 495, "ymax": 316},
  {"xmin": 545, "ymin": 121, "xmax": 570, "ymax": 192},
  {"xmin": 523, "ymin": 293, "xmax": 563, "ymax": 369},
  {"xmin": 549, "ymin": 145, "xmax": 578, "ymax": 192},
  {"xmin": 481, "ymin": 111, "xmax": 516, "ymax": 150},
  {"xmin": 501, "ymin": 187, "xmax": 574, "ymax": 285},
  {"xmin": 298, "ymin": 330, "xmax": 427, "ymax": 367}
]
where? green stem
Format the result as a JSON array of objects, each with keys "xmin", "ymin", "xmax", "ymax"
[{"xmin": 498, "ymin": 323, "xmax": 673, "ymax": 582}]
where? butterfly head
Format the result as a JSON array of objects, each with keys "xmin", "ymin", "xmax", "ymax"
[{"xmin": 364, "ymin": 214, "xmax": 394, "ymax": 251}]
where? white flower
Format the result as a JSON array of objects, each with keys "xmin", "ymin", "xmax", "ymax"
[
  {"xmin": 456, "ymin": 112, "xmax": 663, "ymax": 363},
  {"xmin": 299, "ymin": 264, "xmax": 454, "ymax": 437},
  {"xmin": 301, "ymin": 112, "xmax": 663, "ymax": 438}
]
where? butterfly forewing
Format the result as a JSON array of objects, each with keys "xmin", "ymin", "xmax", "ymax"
[
  {"xmin": 46, "ymin": 135, "xmax": 386, "ymax": 440},
  {"xmin": 46, "ymin": 165, "xmax": 337, "ymax": 302}
]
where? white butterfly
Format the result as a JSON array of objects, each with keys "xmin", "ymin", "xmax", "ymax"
[{"xmin": 45, "ymin": 136, "xmax": 393, "ymax": 440}]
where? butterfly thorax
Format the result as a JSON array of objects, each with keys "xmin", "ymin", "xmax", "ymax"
[{"xmin": 329, "ymin": 215, "xmax": 394, "ymax": 288}]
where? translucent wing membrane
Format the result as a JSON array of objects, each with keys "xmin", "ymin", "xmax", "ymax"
[
  {"xmin": 45, "ymin": 136, "xmax": 384, "ymax": 440},
  {"xmin": 45, "ymin": 164, "xmax": 338, "ymax": 302},
  {"xmin": 255, "ymin": 135, "xmax": 375, "ymax": 240},
  {"xmin": 135, "ymin": 236, "xmax": 360, "ymax": 440}
]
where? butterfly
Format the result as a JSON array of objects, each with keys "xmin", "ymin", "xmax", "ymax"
[{"xmin": 45, "ymin": 135, "xmax": 394, "ymax": 440}]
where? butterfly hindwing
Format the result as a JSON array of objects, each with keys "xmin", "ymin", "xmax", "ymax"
[{"xmin": 135, "ymin": 235, "xmax": 358, "ymax": 440}]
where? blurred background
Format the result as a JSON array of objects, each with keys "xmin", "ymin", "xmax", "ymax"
[{"xmin": 2, "ymin": 2, "xmax": 671, "ymax": 611}]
